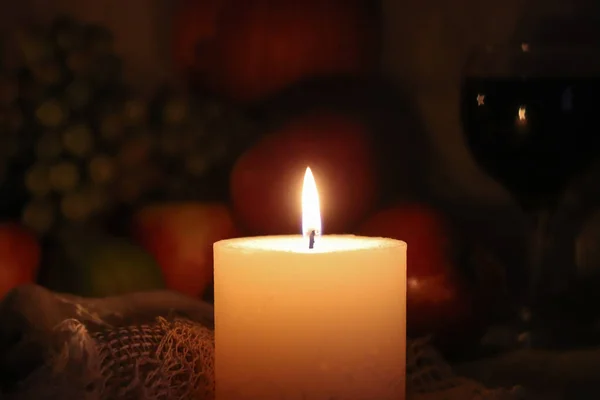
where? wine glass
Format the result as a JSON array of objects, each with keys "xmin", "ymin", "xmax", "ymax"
[{"xmin": 461, "ymin": 43, "xmax": 600, "ymax": 346}]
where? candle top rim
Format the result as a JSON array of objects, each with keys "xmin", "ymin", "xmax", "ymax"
[{"xmin": 215, "ymin": 235, "xmax": 406, "ymax": 254}]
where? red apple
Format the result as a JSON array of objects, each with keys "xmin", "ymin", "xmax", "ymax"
[
  {"xmin": 230, "ymin": 112, "xmax": 380, "ymax": 235},
  {"xmin": 0, "ymin": 222, "xmax": 41, "ymax": 299},
  {"xmin": 357, "ymin": 204, "xmax": 481, "ymax": 350},
  {"xmin": 131, "ymin": 202, "xmax": 239, "ymax": 297}
]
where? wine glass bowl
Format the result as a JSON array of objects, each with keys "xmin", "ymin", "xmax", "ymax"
[{"xmin": 461, "ymin": 44, "xmax": 600, "ymax": 213}]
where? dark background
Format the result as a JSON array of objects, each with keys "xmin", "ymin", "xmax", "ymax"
[
  {"xmin": 0, "ymin": 0, "xmax": 591, "ymax": 209},
  {"xmin": 2, "ymin": 0, "xmax": 600, "ymax": 299}
]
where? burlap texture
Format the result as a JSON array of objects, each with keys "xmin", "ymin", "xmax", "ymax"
[{"xmin": 0, "ymin": 285, "xmax": 524, "ymax": 400}]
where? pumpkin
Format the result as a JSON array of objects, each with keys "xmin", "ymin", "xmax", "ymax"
[{"xmin": 172, "ymin": 0, "xmax": 380, "ymax": 102}]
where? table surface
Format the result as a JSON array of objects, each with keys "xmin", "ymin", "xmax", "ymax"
[{"xmin": 455, "ymin": 346, "xmax": 600, "ymax": 399}]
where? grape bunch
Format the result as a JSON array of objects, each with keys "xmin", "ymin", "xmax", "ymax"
[
  {"xmin": 149, "ymin": 88, "xmax": 258, "ymax": 202},
  {"xmin": 4, "ymin": 16, "xmax": 154, "ymax": 236},
  {"xmin": 3, "ymin": 16, "xmax": 259, "ymax": 238}
]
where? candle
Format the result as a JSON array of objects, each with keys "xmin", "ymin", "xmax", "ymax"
[{"xmin": 214, "ymin": 167, "xmax": 407, "ymax": 400}]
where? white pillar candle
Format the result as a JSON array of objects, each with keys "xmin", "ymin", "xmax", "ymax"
[{"xmin": 214, "ymin": 168, "xmax": 407, "ymax": 400}]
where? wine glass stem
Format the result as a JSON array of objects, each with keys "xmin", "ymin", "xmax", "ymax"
[{"xmin": 529, "ymin": 208, "xmax": 551, "ymax": 305}]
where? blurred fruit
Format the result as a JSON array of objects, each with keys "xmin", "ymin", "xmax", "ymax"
[
  {"xmin": 360, "ymin": 203, "xmax": 454, "ymax": 277},
  {"xmin": 357, "ymin": 203, "xmax": 482, "ymax": 349},
  {"xmin": 177, "ymin": 0, "xmax": 379, "ymax": 102},
  {"xmin": 172, "ymin": 0, "xmax": 221, "ymax": 74},
  {"xmin": 0, "ymin": 223, "xmax": 41, "ymax": 299},
  {"xmin": 44, "ymin": 229, "xmax": 165, "ymax": 297},
  {"xmin": 131, "ymin": 202, "xmax": 239, "ymax": 297},
  {"xmin": 231, "ymin": 113, "xmax": 379, "ymax": 235}
]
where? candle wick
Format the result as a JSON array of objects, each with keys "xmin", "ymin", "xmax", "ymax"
[{"xmin": 308, "ymin": 230, "xmax": 315, "ymax": 249}]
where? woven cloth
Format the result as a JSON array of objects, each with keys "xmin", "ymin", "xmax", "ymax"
[{"xmin": 0, "ymin": 285, "xmax": 525, "ymax": 400}]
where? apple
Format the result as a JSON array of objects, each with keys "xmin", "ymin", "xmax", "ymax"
[
  {"xmin": 357, "ymin": 203, "xmax": 482, "ymax": 352},
  {"xmin": 0, "ymin": 222, "xmax": 41, "ymax": 299},
  {"xmin": 131, "ymin": 202, "xmax": 239, "ymax": 297},
  {"xmin": 230, "ymin": 112, "xmax": 380, "ymax": 235}
]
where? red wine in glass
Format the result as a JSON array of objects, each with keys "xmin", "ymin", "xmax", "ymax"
[
  {"xmin": 463, "ymin": 77, "xmax": 600, "ymax": 212},
  {"xmin": 461, "ymin": 44, "xmax": 600, "ymax": 341}
]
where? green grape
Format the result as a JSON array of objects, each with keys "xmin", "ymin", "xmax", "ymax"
[
  {"xmin": 123, "ymin": 98, "xmax": 147, "ymax": 126},
  {"xmin": 62, "ymin": 124, "xmax": 93, "ymax": 157},
  {"xmin": 88, "ymin": 154, "xmax": 116, "ymax": 184},
  {"xmin": 15, "ymin": 28, "xmax": 54, "ymax": 65},
  {"xmin": 65, "ymin": 79, "xmax": 93, "ymax": 111},
  {"xmin": 162, "ymin": 97, "xmax": 189, "ymax": 125},
  {"xmin": 30, "ymin": 58, "xmax": 64, "ymax": 87},
  {"xmin": 80, "ymin": 185, "xmax": 109, "ymax": 214},
  {"xmin": 99, "ymin": 112, "xmax": 124, "ymax": 142},
  {"xmin": 51, "ymin": 15, "xmax": 84, "ymax": 53},
  {"xmin": 117, "ymin": 132, "xmax": 153, "ymax": 168},
  {"xmin": 184, "ymin": 154, "xmax": 210, "ymax": 177},
  {"xmin": 65, "ymin": 50, "xmax": 91, "ymax": 76},
  {"xmin": 36, "ymin": 99, "xmax": 68, "ymax": 128},
  {"xmin": 49, "ymin": 161, "xmax": 79, "ymax": 193},
  {"xmin": 35, "ymin": 132, "xmax": 63, "ymax": 160},
  {"xmin": 25, "ymin": 163, "xmax": 52, "ymax": 197},
  {"xmin": 60, "ymin": 190, "xmax": 91, "ymax": 221}
]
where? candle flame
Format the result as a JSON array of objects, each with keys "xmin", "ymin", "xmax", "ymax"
[
  {"xmin": 302, "ymin": 167, "xmax": 321, "ymax": 239},
  {"xmin": 518, "ymin": 106, "xmax": 527, "ymax": 121}
]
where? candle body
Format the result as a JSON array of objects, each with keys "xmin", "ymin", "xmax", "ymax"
[{"xmin": 214, "ymin": 235, "xmax": 407, "ymax": 400}]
